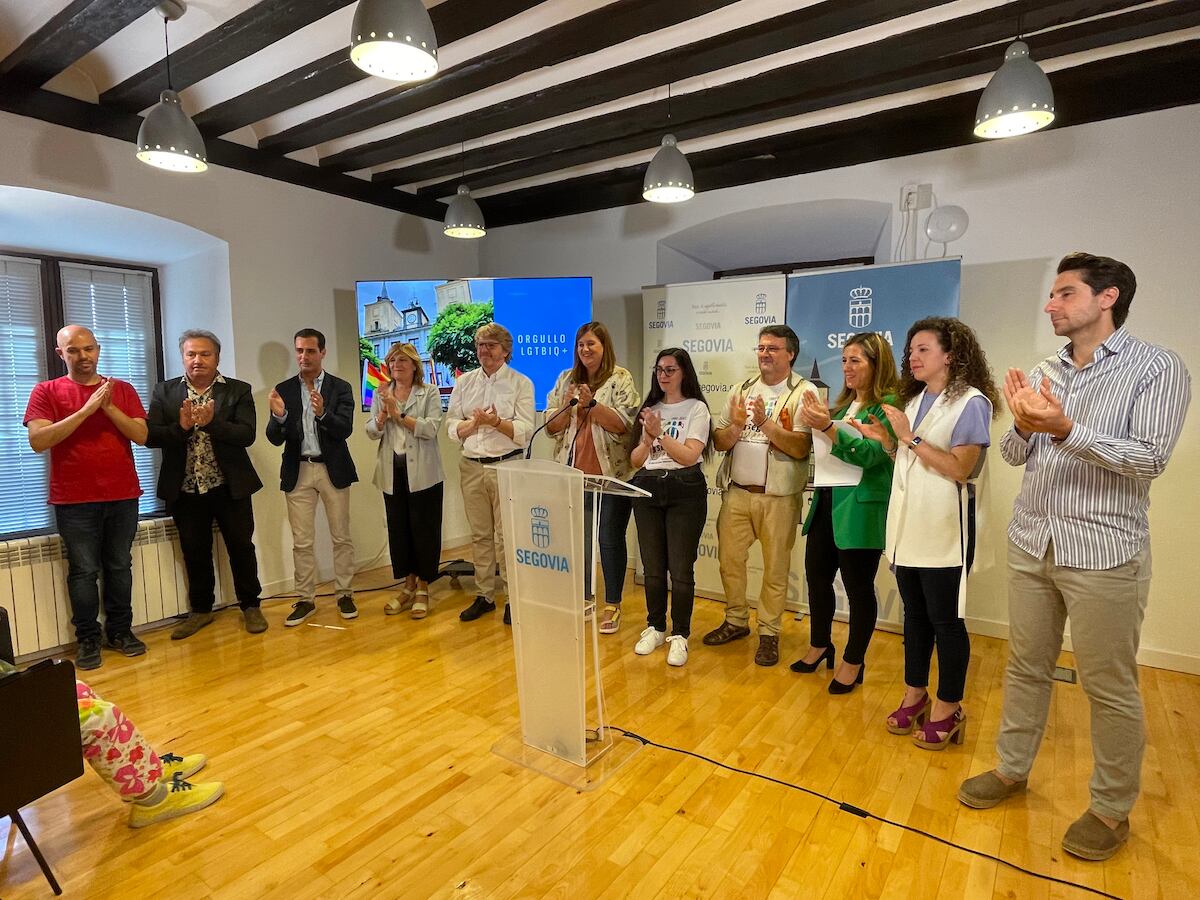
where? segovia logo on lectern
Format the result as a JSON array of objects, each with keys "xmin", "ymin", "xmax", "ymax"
[
  {"xmin": 849, "ymin": 286, "xmax": 873, "ymax": 328},
  {"xmin": 530, "ymin": 506, "xmax": 551, "ymax": 548},
  {"xmin": 754, "ymin": 293, "xmax": 767, "ymax": 314},
  {"xmin": 656, "ymin": 300, "xmax": 666, "ymax": 320}
]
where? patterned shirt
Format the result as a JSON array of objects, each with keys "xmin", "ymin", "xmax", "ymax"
[
  {"xmin": 181, "ymin": 375, "xmax": 226, "ymax": 495},
  {"xmin": 1001, "ymin": 328, "xmax": 1191, "ymax": 569}
]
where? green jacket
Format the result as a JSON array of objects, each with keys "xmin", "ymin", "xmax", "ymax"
[{"xmin": 801, "ymin": 396, "xmax": 897, "ymax": 550}]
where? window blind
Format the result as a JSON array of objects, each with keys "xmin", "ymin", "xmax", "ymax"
[
  {"xmin": 60, "ymin": 263, "xmax": 160, "ymax": 515},
  {"xmin": 0, "ymin": 257, "xmax": 51, "ymax": 533}
]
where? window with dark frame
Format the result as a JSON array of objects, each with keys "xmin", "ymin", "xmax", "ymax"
[{"xmin": 0, "ymin": 250, "xmax": 165, "ymax": 539}]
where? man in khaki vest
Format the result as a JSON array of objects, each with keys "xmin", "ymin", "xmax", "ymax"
[{"xmin": 703, "ymin": 325, "xmax": 817, "ymax": 666}]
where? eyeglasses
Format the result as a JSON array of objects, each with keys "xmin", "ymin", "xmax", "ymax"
[
  {"xmin": 652, "ymin": 366, "xmax": 680, "ymax": 376},
  {"xmin": 755, "ymin": 345, "xmax": 786, "ymax": 355},
  {"xmin": 475, "ymin": 341, "xmax": 501, "ymax": 350}
]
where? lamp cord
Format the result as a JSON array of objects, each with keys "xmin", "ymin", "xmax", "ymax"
[{"xmin": 163, "ymin": 17, "xmax": 172, "ymax": 90}]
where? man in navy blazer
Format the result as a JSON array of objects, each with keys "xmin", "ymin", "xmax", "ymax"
[
  {"xmin": 146, "ymin": 329, "xmax": 266, "ymax": 638},
  {"xmin": 266, "ymin": 328, "xmax": 358, "ymax": 626}
]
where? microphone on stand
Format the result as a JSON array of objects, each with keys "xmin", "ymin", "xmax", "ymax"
[
  {"xmin": 566, "ymin": 399, "xmax": 598, "ymax": 465},
  {"xmin": 526, "ymin": 398, "xmax": 579, "ymax": 459}
]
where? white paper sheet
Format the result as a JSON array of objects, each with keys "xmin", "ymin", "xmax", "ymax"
[{"xmin": 813, "ymin": 420, "xmax": 866, "ymax": 487}]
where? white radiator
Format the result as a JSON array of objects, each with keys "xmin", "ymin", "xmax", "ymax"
[{"xmin": 0, "ymin": 518, "xmax": 232, "ymax": 657}]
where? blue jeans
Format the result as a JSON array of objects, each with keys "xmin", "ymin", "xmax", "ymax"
[
  {"xmin": 54, "ymin": 500, "xmax": 139, "ymax": 642},
  {"xmin": 584, "ymin": 492, "xmax": 634, "ymax": 606},
  {"xmin": 630, "ymin": 466, "xmax": 708, "ymax": 638}
]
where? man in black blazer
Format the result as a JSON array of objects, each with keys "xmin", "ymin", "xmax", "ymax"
[
  {"xmin": 146, "ymin": 329, "xmax": 266, "ymax": 637},
  {"xmin": 266, "ymin": 327, "xmax": 358, "ymax": 626}
]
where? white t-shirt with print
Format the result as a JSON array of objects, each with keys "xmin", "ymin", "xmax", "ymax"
[
  {"xmin": 729, "ymin": 379, "xmax": 802, "ymax": 486},
  {"xmin": 644, "ymin": 399, "xmax": 711, "ymax": 471}
]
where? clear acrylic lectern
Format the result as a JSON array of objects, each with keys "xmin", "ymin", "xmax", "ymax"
[{"xmin": 492, "ymin": 459, "xmax": 648, "ymax": 790}]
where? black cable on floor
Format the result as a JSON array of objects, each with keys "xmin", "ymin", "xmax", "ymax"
[{"xmin": 609, "ymin": 727, "xmax": 1123, "ymax": 900}]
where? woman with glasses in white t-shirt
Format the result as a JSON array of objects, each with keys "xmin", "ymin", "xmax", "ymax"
[{"xmin": 628, "ymin": 348, "xmax": 712, "ymax": 667}]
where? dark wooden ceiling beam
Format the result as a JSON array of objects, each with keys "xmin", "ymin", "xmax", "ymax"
[
  {"xmin": 0, "ymin": 0, "xmax": 160, "ymax": 89},
  {"xmin": 329, "ymin": 0, "xmax": 963, "ymax": 173},
  {"xmin": 0, "ymin": 85, "xmax": 446, "ymax": 219},
  {"xmin": 194, "ymin": 0, "xmax": 544, "ymax": 139},
  {"xmin": 414, "ymin": 0, "xmax": 1200, "ymax": 198},
  {"xmin": 100, "ymin": 0, "xmax": 357, "ymax": 113},
  {"xmin": 258, "ymin": 0, "xmax": 739, "ymax": 155},
  {"xmin": 371, "ymin": 0, "xmax": 1143, "ymax": 185},
  {"xmin": 474, "ymin": 40, "xmax": 1200, "ymax": 228}
]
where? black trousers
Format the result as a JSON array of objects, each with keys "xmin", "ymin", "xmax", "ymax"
[
  {"xmin": 169, "ymin": 485, "xmax": 262, "ymax": 612},
  {"xmin": 804, "ymin": 489, "xmax": 881, "ymax": 665},
  {"xmin": 631, "ymin": 466, "xmax": 707, "ymax": 638},
  {"xmin": 895, "ymin": 564, "xmax": 970, "ymax": 703},
  {"xmin": 383, "ymin": 459, "xmax": 444, "ymax": 583}
]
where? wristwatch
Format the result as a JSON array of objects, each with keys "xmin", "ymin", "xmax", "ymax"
[{"xmin": 908, "ymin": 436, "xmax": 923, "ymax": 449}]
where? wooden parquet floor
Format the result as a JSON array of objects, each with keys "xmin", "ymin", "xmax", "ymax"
[{"xmin": 2, "ymin": 566, "xmax": 1197, "ymax": 899}]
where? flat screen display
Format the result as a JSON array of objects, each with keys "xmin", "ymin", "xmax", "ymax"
[{"xmin": 356, "ymin": 277, "xmax": 592, "ymax": 411}]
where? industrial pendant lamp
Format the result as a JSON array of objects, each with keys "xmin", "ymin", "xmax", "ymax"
[
  {"xmin": 350, "ymin": 0, "xmax": 439, "ymax": 82},
  {"xmin": 443, "ymin": 186, "xmax": 485, "ymax": 238},
  {"xmin": 443, "ymin": 141, "xmax": 485, "ymax": 238},
  {"xmin": 643, "ymin": 86, "xmax": 694, "ymax": 203},
  {"xmin": 973, "ymin": 39, "xmax": 1055, "ymax": 139},
  {"xmin": 136, "ymin": 1, "xmax": 207, "ymax": 172}
]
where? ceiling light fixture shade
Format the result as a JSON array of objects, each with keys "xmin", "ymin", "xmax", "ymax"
[
  {"xmin": 351, "ymin": 0, "xmax": 439, "ymax": 82},
  {"xmin": 136, "ymin": 89, "xmax": 208, "ymax": 172},
  {"xmin": 643, "ymin": 134, "xmax": 694, "ymax": 203},
  {"xmin": 443, "ymin": 185, "xmax": 485, "ymax": 239},
  {"xmin": 974, "ymin": 40, "xmax": 1055, "ymax": 139}
]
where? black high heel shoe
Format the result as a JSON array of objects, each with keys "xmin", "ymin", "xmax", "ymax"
[
  {"xmin": 790, "ymin": 645, "xmax": 834, "ymax": 673},
  {"xmin": 828, "ymin": 663, "xmax": 865, "ymax": 695}
]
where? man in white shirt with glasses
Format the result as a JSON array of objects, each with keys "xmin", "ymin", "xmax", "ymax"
[{"xmin": 447, "ymin": 322, "xmax": 535, "ymax": 624}]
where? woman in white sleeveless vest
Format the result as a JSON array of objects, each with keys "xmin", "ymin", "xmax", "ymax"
[
  {"xmin": 860, "ymin": 317, "xmax": 998, "ymax": 750},
  {"xmin": 544, "ymin": 322, "xmax": 641, "ymax": 633}
]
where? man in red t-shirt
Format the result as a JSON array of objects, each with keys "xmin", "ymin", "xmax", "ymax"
[{"xmin": 24, "ymin": 325, "xmax": 149, "ymax": 671}]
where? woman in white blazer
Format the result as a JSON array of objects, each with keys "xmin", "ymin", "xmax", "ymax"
[
  {"xmin": 366, "ymin": 342, "xmax": 445, "ymax": 619},
  {"xmin": 858, "ymin": 317, "xmax": 998, "ymax": 750}
]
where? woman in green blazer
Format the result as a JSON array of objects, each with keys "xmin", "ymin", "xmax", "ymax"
[{"xmin": 791, "ymin": 332, "xmax": 900, "ymax": 694}]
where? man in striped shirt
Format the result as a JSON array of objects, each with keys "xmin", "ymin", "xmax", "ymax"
[{"xmin": 958, "ymin": 253, "xmax": 1191, "ymax": 861}]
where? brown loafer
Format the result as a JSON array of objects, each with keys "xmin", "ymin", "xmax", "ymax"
[
  {"xmin": 1062, "ymin": 811, "xmax": 1130, "ymax": 861},
  {"xmin": 171, "ymin": 612, "xmax": 214, "ymax": 641},
  {"xmin": 242, "ymin": 607, "xmax": 268, "ymax": 634},
  {"xmin": 957, "ymin": 770, "xmax": 1027, "ymax": 809},
  {"xmin": 754, "ymin": 634, "xmax": 779, "ymax": 667},
  {"xmin": 702, "ymin": 620, "xmax": 751, "ymax": 646}
]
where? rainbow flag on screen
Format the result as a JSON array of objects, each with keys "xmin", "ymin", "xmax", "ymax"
[{"xmin": 363, "ymin": 359, "xmax": 391, "ymax": 408}]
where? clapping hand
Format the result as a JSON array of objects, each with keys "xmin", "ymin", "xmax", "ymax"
[
  {"xmin": 1006, "ymin": 370, "xmax": 1072, "ymax": 439},
  {"xmin": 576, "ymin": 383, "xmax": 594, "ymax": 408},
  {"xmin": 640, "ymin": 408, "xmax": 663, "ymax": 441},
  {"xmin": 192, "ymin": 399, "xmax": 214, "ymax": 428},
  {"xmin": 797, "ymin": 390, "xmax": 831, "ymax": 431},
  {"xmin": 748, "ymin": 395, "xmax": 768, "ymax": 427},
  {"xmin": 847, "ymin": 413, "xmax": 891, "ymax": 445},
  {"xmin": 308, "ymin": 385, "xmax": 324, "ymax": 417},
  {"xmin": 268, "ymin": 388, "xmax": 286, "ymax": 418},
  {"xmin": 729, "ymin": 394, "xmax": 748, "ymax": 429},
  {"xmin": 82, "ymin": 378, "xmax": 111, "ymax": 416},
  {"xmin": 180, "ymin": 398, "xmax": 195, "ymax": 430},
  {"xmin": 879, "ymin": 404, "xmax": 913, "ymax": 444}
]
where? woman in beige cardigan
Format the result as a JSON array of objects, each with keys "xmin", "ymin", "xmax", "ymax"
[
  {"xmin": 365, "ymin": 343, "xmax": 445, "ymax": 619},
  {"xmin": 545, "ymin": 321, "xmax": 640, "ymax": 633}
]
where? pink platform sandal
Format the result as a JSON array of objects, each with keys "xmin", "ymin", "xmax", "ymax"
[
  {"xmin": 886, "ymin": 693, "xmax": 930, "ymax": 736},
  {"xmin": 913, "ymin": 708, "xmax": 966, "ymax": 750}
]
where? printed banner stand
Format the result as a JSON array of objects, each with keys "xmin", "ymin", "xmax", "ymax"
[{"xmin": 491, "ymin": 459, "xmax": 647, "ymax": 790}]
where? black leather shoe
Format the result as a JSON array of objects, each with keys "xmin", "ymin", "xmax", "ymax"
[
  {"xmin": 105, "ymin": 632, "xmax": 147, "ymax": 657},
  {"xmin": 828, "ymin": 664, "xmax": 865, "ymax": 695},
  {"xmin": 790, "ymin": 644, "xmax": 834, "ymax": 673},
  {"xmin": 701, "ymin": 621, "xmax": 751, "ymax": 646},
  {"xmin": 503, "ymin": 603, "xmax": 511, "ymax": 626},
  {"xmin": 460, "ymin": 596, "xmax": 496, "ymax": 622},
  {"xmin": 76, "ymin": 637, "xmax": 103, "ymax": 670}
]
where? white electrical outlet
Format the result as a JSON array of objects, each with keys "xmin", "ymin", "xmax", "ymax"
[{"xmin": 900, "ymin": 183, "xmax": 918, "ymax": 211}]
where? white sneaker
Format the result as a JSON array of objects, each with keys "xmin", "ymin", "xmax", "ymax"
[
  {"xmin": 634, "ymin": 627, "xmax": 666, "ymax": 655},
  {"xmin": 666, "ymin": 634, "xmax": 689, "ymax": 667}
]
